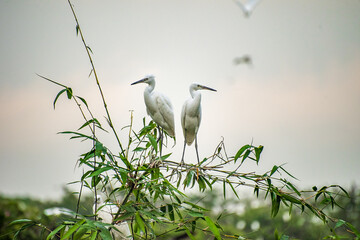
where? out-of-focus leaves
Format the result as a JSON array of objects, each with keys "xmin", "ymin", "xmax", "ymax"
[{"xmin": 205, "ymin": 216, "xmax": 221, "ymax": 240}]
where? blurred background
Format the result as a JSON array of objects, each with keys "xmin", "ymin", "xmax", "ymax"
[{"xmin": 0, "ymin": 0, "xmax": 359, "ymax": 238}]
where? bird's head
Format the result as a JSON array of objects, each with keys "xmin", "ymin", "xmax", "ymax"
[
  {"xmin": 131, "ymin": 75, "xmax": 155, "ymax": 86},
  {"xmin": 190, "ymin": 83, "xmax": 217, "ymax": 92}
]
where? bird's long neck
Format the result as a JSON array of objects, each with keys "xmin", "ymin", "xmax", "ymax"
[
  {"xmin": 144, "ymin": 80, "xmax": 155, "ymax": 107},
  {"xmin": 190, "ymin": 89, "xmax": 201, "ymax": 106},
  {"xmin": 146, "ymin": 80, "xmax": 155, "ymax": 93}
]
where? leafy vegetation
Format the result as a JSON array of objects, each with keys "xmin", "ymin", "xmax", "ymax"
[{"xmin": 4, "ymin": 1, "xmax": 359, "ymax": 239}]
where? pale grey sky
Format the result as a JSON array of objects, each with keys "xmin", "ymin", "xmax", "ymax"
[{"xmin": 0, "ymin": 0, "xmax": 359, "ymax": 199}]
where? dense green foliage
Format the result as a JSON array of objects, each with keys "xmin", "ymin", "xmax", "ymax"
[{"xmin": 2, "ymin": 186, "xmax": 359, "ymax": 239}]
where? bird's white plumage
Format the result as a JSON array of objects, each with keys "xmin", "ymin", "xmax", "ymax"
[
  {"xmin": 233, "ymin": 0, "xmax": 262, "ymax": 17},
  {"xmin": 181, "ymin": 86, "xmax": 202, "ymax": 145},
  {"xmin": 181, "ymin": 83, "xmax": 216, "ymax": 163},
  {"xmin": 93, "ymin": 195, "xmax": 132, "ymax": 240},
  {"xmin": 132, "ymin": 76, "xmax": 175, "ymax": 137}
]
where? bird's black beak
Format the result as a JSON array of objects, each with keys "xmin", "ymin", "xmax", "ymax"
[
  {"xmin": 201, "ymin": 85, "xmax": 217, "ymax": 92},
  {"xmin": 131, "ymin": 78, "xmax": 147, "ymax": 85}
]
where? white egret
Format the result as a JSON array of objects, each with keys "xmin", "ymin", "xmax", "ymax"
[
  {"xmin": 232, "ymin": 0, "xmax": 262, "ymax": 17},
  {"xmin": 131, "ymin": 75, "xmax": 175, "ymax": 156},
  {"xmin": 93, "ymin": 195, "xmax": 132, "ymax": 239},
  {"xmin": 181, "ymin": 83, "xmax": 217, "ymax": 164}
]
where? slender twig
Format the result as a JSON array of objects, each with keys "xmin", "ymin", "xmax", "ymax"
[{"xmin": 67, "ymin": 0, "xmax": 125, "ymax": 156}]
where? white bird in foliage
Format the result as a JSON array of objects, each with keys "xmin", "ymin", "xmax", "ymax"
[
  {"xmin": 181, "ymin": 83, "xmax": 217, "ymax": 164},
  {"xmin": 233, "ymin": 0, "xmax": 262, "ymax": 17},
  {"xmin": 131, "ymin": 75, "xmax": 175, "ymax": 156},
  {"xmin": 93, "ymin": 195, "xmax": 132, "ymax": 240}
]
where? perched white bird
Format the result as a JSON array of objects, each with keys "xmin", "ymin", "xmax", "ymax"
[
  {"xmin": 181, "ymin": 83, "xmax": 217, "ymax": 164},
  {"xmin": 233, "ymin": 0, "xmax": 262, "ymax": 17},
  {"xmin": 131, "ymin": 75, "xmax": 175, "ymax": 156},
  {"xmin": 93, "ymin": 195, "xmax": 132, "ymax": 240}
]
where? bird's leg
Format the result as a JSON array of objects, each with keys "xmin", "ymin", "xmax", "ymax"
[
  {"xmin": 180, "ymin": 140, "xmax": 186, "ymax": 166},
  {"xmin": 156, "ymin": 126, "xmax": 162, "ymax": 143},
  {"xmin": 195, "ymin": 136, "xmax": 200, "ymax": 164},
  {"xmin": 159, "ymin": 127, "xmax": 163, "ymax": 158}
]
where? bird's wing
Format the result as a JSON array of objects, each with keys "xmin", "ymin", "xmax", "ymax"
[
  {"xmin": 181, "ymin": 99, "xmax": 200, "ymax": 145},
  {"xmin": 244, "ymin": 0, "xmax": 261, "ymax": 12},
  {"xmin": 233, "ymin": 0, "xmax": 246, "ymax": 12},
  {"xmin": 233, "ymin": 0, "xmax": 261, "ymax": 16},
  {"xmin": 112, "ymin": 222, "xmax": 132, "ymax": 239},
  {"xmin": 96, "ymin": 202, "xmax": 119, "ymax": 224},
  {"xmin": 156, "ymin": 93, "xmax": 175, "ymax": 137}
]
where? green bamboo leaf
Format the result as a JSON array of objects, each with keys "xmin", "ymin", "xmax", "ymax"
[
  {"xmin": 204, "ymin": 216, "xmax": 221, "ymax": 240},
  {"xmin": 270, "ymin": 165, "xmax": 279, "ymax": 176},
  {"xmin": 187, "ymin": 210, "xmax": 204, "ymax": 218},
  {"xmin": 168, "ymin": 204, "xmax": 175, "ymax": 221},
  {"xmin": 9, "ymin": 219, "xmax": 33, "ymax": 225},
  {"xmin": 226, "ymin": 179, "xmax": 240, "ymax": 199},
  {"xmin": 135, "ymin": 212, "xmax": 146, "ymax": 233},
  {"xmin": 66, "ymin": 88, "xmax": 73, "ymax": 99},
  {"xmin": 88, "ymin": 166, "xmax": 112, "ymax": 178},
  {"xmin": 254, "ymin": 145, "xmax": 263, "ymax": 163},
  {"xmin": 286, "ymin": 181, "xmax": 301, "ymax": 196},
  {"xmin": 254, "ymin": 185, "xmax": 259, "ymax": 198},
  {"xmin": 46, "ymin": 224, "xmax": 65, "ymax": 240},
  {"xmin": 58, "ymin": 131, "xmax": 96, "ymax": 141},
  {"xmin": 160, "ymin": 153, "xmax": 172, "ymax": 160},
  {"xmin": 234, "ymin": 144, "xmax": 250, "ymax": 162},
  {"xmin": 89, "ymin": 231, "xmax": 97, "ymax": 240},
  {"xmin": 334, "ymin": 219, "xmax": 346, "ymax": 229},
  {"xmin": 271, "ymin": 195, "xmax": 281, "ymax": 217},
  {"xmin": 315, "ymin": 186, "xmax": 328, "ymax": 201},
  {"xmin": 331, "ymin": 184, "xmax": 350, "ymax": 198},
  {"xmin": 279, "ymin": 165, "xmax": 298, "ymax": 180},
  {"xmin": 184, "ymin": 171, "xmax": 194, "ymax": 188},
  {"xmin": 73, "ymin": 225, "xmax": 89, "ymax": 240},
  {"xmin": 60, "ymin": 219, "xmax": 86, "ymax": 240},
  {"xmin": 76, "ymin": 96, "xmax": 89, "ymax": 108},
  {"xmin": 184, "ymin": 225, "xmax": 197, "ymax": 240},
  {"xmin": 78, "ymin": 118, "xmax": 102, "ymax": 131},
  {"xmin": 241, "ymin": 149, "xmax": 251, "ymax": 164},
  {"xmin": 183, "ymin": 201, "xmax": 208, "ymax": 212},
  {"xmin": 282, "ymin": 193, "xmax": 302, "ymax": 205},
  {"xmin": 202, "ymin": 175, "xmax": 213, "ymax": 190},
  {"xmin": 133, "ymin": 147, "xmax": 147, "ymax": 152},
  {"xmin": 198, "ymin": 175, "xmax": 206, "ymax": 191},
  {"xmin": 98, "ymin": 228, "xmax": 113, "ymax": 240},
  {"xmin": 147, "ymin": 134, "xmax": 158, "ymax": 152},
  {"xmin": 53, "ymin": 89, "xmax": 67, "ymax": 109}
]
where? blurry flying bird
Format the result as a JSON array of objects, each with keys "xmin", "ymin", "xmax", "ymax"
[
  {"xmin": 93, "ymin": 195, "xmax": 132, "ymax": 239},
  {"xmin": 131, "ymin": 75, "xmax": 175, "ymax": 156},
  {"xmin": 233, "ymin": 55, "xmax": 252, "ymax": 66},
  {"xmin": 181, "ymin": 83, "xmax": 217, "ymax": 164},
  {"xmin": 232, "ymin": 0, "xmax": 262, "ymax": 17}
]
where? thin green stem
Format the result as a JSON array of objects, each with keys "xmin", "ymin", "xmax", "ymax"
[{"xmin": 67, "ymin": 0, "xmax": 125, "ymax": 157}]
